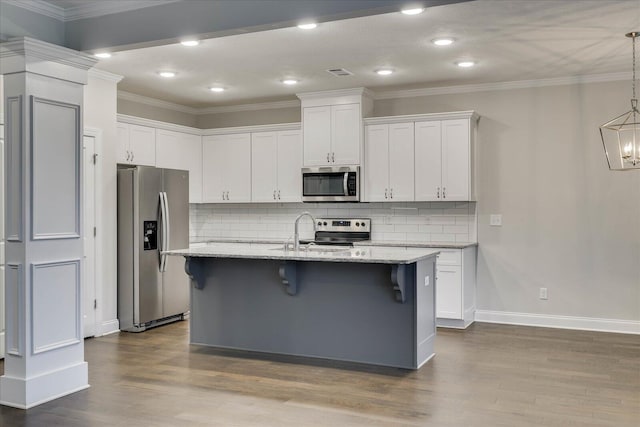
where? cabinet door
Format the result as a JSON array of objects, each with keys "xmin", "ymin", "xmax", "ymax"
[
  {"xmin": 364, "ymin": 124, "xmax": 390, "ymax": 202},
  {"xmin": 331, "ymin": 103, "xmax": 360, "ymax": 165},
  {"xmin": 116, "ymin": 123, "xmax": 130, "ymax": 164},
  {"xmin": 202, "ymin": 135, "xmax": 227, "ymax": 202},
  {"xmin": 251, "ymin": 132, "xmax": 279, "ymax": 202},
  {"xmin": 128, "ymin": 124, "xmax": 156, "ymax": 166},
  {"xmin": 224, "ymin": 133, "xmax": 252, "ymax": 202},
  {"xmin": 155, "ymin": 129, "xmax": 181, "ymax": 168},
  {"xmin": 436, "ymin": 265, "xmax": 463, "ymax": 319},
  {"xmin": 303, "ymin": 106, "xmax": 331, "ymax": 166},
  {"xmin": 156, "ymin": 130, "xmax": 203, "ymax": 203},
  {"xmin": 276, "ymin": 130, "xmax": 302, "ymax": 202},
  {"xmin": 414, "ymin": 121, "xmax": 442, "ymax": 201},
  {"xmin": 388, "ymin": 122, "xmax": 414, "ymax": 201},
  {"xmin": 441, "ymin": 119, "xmax": 470, "ymax": 201}
]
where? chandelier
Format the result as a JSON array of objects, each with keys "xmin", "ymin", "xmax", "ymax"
[{"xmin": 600, "ymin": 31, "xmax": 640, "ymax": 170}]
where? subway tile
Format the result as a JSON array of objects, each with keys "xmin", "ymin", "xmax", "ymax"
[
  {"xmin": 430, "ymin": 216, "xmax": 456, "ymax": 225},
  {"xmin": 395, "ymin": 224, "xmax": 419, "ymax": 233},
  {"xmin": 419, "ymin": 224, "xmax": 444, "ymax": 233},
  {"xmin": 430, "ymin": 234, "xmax": 456, "ymax": 242},
  {"xmin": 443, "ymin": 225, "xmax": 469, "ymax": 234}
]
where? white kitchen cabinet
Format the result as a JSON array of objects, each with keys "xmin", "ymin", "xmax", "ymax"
[
  {"xmin": 415, "ymin": 118, "xmax": 472, "ymax": 201},
  {"xmin": 117, "ymin": 123, "xmax": 156, "ymax": 166},
  {"xmin": 434, "ymin": 246, "xmax": 477, "ymax": 329},
  {"xmin": 155, "ymin": 129, "xmax": 203, "ymax": 203},
  {"xmin": 303, "ymin": 104, "xmax": 360, "ymax": 166},
  {"xmin": 251, "ymin": 130, "xmax": 301, "ymax": 202},
  {"xmin": 364, "ymin": 122, "xmax": 414, "ymax": 202},
  {"xmin": 202, "ymin": 133, "xmax": 251, "ymax": 203}
]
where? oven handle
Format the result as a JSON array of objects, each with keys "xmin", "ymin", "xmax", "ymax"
[{"xmin": 343, "ymin": 172, "xmax": 349, "ymax": 196}]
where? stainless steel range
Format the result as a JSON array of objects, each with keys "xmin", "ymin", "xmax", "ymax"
[{"xmin": 303, "ymin": 218, "xmax": 371, "ymax": 246}]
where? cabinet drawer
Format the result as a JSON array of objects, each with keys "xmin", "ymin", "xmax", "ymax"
[{"xmin": 436, "ymin": 249, "xmax": 462, "ymax": 266}]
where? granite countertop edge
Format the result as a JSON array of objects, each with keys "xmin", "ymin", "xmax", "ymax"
[{"xmin": 190, "ymin": 238, "xmax": 477, "ymax": 249}]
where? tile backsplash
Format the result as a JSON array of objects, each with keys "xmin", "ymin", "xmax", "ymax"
[{"xmin": 190, "ymin": 202, "xmax": 477, "ymax": 244}]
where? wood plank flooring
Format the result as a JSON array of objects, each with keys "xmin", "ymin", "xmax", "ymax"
[{"xmin": 0, "ymin": 321, "xmax": 638, "ymax": 426}]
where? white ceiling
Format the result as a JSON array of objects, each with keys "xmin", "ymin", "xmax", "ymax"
[{"xmin": 90, "ymin": 0, "xmax": 640, "ymax": 109}]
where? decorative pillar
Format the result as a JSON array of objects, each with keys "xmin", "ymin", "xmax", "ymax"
[{"xmin": 0, "ymin": 37, "xmax": 96, "ymax": 409}]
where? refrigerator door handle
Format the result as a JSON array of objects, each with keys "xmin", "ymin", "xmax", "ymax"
[
  {"xmin": 163, "ymin": 191, "xmax": 171, "ymax": 266},
  {"xmin": 159, "ymin": 192, "xmax": 169, "ymax": 272}
]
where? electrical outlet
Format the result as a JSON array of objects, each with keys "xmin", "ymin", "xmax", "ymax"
[
  {"xmin": 539, "ymin": 287, "xmax": 548, "ymax": 300},
  {"xmin": 424, "ymin": 276, "xmax": 430, "ymax": 286},
  {"xmin": 490, "ymin": 214, "xmax": 502, "ymax": 226}
]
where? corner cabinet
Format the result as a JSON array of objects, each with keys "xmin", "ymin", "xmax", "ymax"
[
  {"xmin": 363, "ymin": 111, "xmax": 478, "ymax": 202},
  {"xmin": 434, "ymin": 246, "xmax": 477, "ymax": 329},
  {"xmin": 202, "ymin": 133, "xmax": 251, "ymax": 203},
  {"xmin": 251, "ymin": 129, "xmax": 301, "ymax": 203},
  {"xmin": 298, "ymin": 88, "xmax": 373, "ymax": 167},
  {"xmin": 117, "ymin": 123, "xmax": 156, "ymax": 166}
]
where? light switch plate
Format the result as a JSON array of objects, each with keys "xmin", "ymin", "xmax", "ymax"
[{"xmin": 490, "ymin": 214, "xmax": 502, "ymax": 226}]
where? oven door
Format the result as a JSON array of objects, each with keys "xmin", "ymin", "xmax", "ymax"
[{"xmin": 302, "ymin": 166, "xmax": 359, "ymax": 202}]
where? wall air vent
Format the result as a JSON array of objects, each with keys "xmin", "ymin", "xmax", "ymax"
[{"xmin": 326, "ymin": 68, "xmax": 354, "ymax": 77}]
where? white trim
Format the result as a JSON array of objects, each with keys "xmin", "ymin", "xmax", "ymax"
[
  {"xmin": 61, "ymin": 0, "xmax": 179, "ymax": 21},
  {"xmin": 117, "ymin": 72, "xmax": 629, "ymax": 116},
  {"xmin": 88, "ymin": 68, "xmax": 123, "ymax": 83},
  {"xmin": 296, "ymin": 87, "xmax": 374, "ymax": 101},
  {"xmin": 117, "ymin": 91, "xmax": 198, "ymax": 114},
  {"xmin": 1, "ymin": 0, "xmax": 65, "ymax": 21},
  {"xmin": 374, "ymin": 72, "xmax": 630, "ymax": 100},
  {"xmin": 475, "ymin": 310, "xmax": 640, "ymax": 335},
  {"xmin": 196, "ymin": 99, "xmax": 300, "ymax": 115},
  {"xmin": 364, "ymin": 111, "xmax": 478, "ymax": 125},
  {"xmin": 83, "ymin": 127, "xmax": 103, "ymax": 339},
  {"xmin": 0, "ymin": 37, "xmax": 97, "ymax": 72},
  {"xmin": 97, "ymin": 319, "xmax": 120, "ymax": 337},
  {"xmin": 117, "ymin": 113, "xmax": 203, "ymax": 135},
  {"xmin": 201, "ymin": 122, "xmax": 301, "ymax": 136}
]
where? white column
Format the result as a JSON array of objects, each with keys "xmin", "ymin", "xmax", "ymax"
[{"xmin": 0, "ymin": 37, "xmax": 97, "ymax": 409}]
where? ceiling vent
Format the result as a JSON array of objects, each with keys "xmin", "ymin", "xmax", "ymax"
[{"xmin": 327, "ymin": 68, "xmax": 354, "ymax": 77}]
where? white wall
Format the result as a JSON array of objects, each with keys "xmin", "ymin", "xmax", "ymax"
[
  {"xmin": 84, "ymin": 72, "xmax": 120, "ymax": 336},
  {"xmin": 374, "ymin": 80, "xmax": 640, "ymax": 323},
  {"xmin": 118, "ymin": 98, "xmax": 197, "ymax": 128},
  {"xmin": 195, "ymin": 107, "xmax": 300, "ymax": 129}
]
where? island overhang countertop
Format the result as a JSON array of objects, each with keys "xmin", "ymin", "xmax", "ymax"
[{"xmin": 165, "ymin": 242, "xmax": 440, "ymax": 264}]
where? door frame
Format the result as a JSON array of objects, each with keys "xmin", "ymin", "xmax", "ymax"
[{"xmin": 83, "ymin": 127, "xmax": 103, "ymax": 337}]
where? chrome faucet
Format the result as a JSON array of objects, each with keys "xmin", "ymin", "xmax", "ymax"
[{"xmin": 293, "ymin": 211, "xmax": 317, "ymax": 251}]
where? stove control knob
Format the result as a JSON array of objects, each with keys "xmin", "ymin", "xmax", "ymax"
[
  {"xmin": 317, "ymin": 222, "xmax": 322, "ymax": 226},
  {"xmin": 323, "ymin": 222, "xmax": 328, "ymax": 226},
  {"xmin": 355, "ymin": 222, "xmax": 360, "ymax": 227}
]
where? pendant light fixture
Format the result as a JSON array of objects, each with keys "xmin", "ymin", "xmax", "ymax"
[{"xmin": 600, "ymin": 31, "xmax": 640, "ymax": 170}]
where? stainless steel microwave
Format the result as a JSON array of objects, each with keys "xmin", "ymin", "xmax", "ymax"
[{"xmin": 302, "ymin": 166, "xmax": 359, "ymax": 202}]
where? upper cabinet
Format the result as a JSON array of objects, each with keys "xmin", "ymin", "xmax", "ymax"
[
  {"xmin": 202, "ymin": 133, "xmax": 252, "ymax": 203},
  {"xmin": 364, "ymin": 122, "xmax": 415, "ymax": 202},
  {"xmin": 251, "ymin": 129, "xmax": 302, "ymax": 203},
  {"xmin": 117, "ymin": 123, "xmax": 156, "ymax": 166},
  {"xmin": 155, "ymin": 129, "xmax": 203, "ymax": 203},
  {"xmin": 298, "ymin": 88, "xmax": 373, "ymax": 167},
  {"xmin": 364, "ymin": 111, "xmax": 478, "ymax": 203}
]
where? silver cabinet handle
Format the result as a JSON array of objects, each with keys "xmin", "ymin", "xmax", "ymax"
[
  {"xmin": 327, "ymin": 152, "xmax": 330, "ymax": 163},
  {"xmin": 442, "ymin": 187, "xmax": 446, "ymax": 199},
  {"xmin": 437, "ymin": 187, "xmax": 440, "ymax": 199},
  {"xmin": 390, "ymin": 188, "xmax": 393, "ymax": 199},
  {"xmin": 332, "ymin": 152, "xmax": 335, "ymax": 162},
  {"xmin": 126, "ymin": 150, "xmax": 130, "ymax": 161},
  {"xmin": 131, "ymin": 151, "xmax": 134, "ymax": 162},
  {"xmin": 278, "ymin": 190, "xmax": 281, "ymax": 200},
  {"xmin": 384, "ymin": 188, "xmax": 388, "ymax": 199},
  {"xmin": 273, "ymin": 190, "xmax": 276, "ymax": 200}
]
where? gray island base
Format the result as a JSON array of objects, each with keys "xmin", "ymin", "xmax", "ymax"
[{"xmin": 172, "ymin": 245, "xmax": 438, "ymax": 369}]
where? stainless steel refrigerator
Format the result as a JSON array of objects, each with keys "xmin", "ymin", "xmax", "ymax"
[{"xmin": 117, "ymin": 166, "xmax": 190, "ymax": 332}]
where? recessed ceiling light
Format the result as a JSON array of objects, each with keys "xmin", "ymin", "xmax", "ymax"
[
  {"xmin": 401, "ymin": 8, "xmax": 424, "ymax": 15},
  {"xmin": 158, "ymin": 71, "xmax": 176, "ymax": 78},
  {"xmin": 297, "ymin": 23, "xmax": 317, "ymax": 30},
  {"xmin": 94, "ymin": 52, "xmax": 111, "ymax": 58},
  {"xmin": 209, "ymin": 87, "xmax": 225, "ymax": 92},
  {"xmin": 456, "ymin": 61, "xmax": 476, "ymax": 68},
  {"xmin": 432, "ymin": 38, "xmax": 454, "ymax": 46},
  {"xmin": 180, "ymin": 40, "xmax": 200, "ymax": 47},
  {"xmin": 282, "ymin": 79, "xmax": 298, "ymax": 85},
  {"xmin": 376, "ymin": 69, "xmax": 394, "ymax": 76}
]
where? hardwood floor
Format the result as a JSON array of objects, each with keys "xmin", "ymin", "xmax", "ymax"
[{"xmin": 0, "ymin": 321, "xmax": 638, "ymax": 426}]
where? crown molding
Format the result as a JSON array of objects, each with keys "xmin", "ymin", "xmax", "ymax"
[
  {"xmin": 364, "ymin": 111, "xmax": 478, "ymax": 125},
  {"xmin": 61, "ymin": 0, "xmax": 180, "ymax": 22},
  {"xmin": 3, "ymin": 0, "xmax": 180, "ymax": 22},
  {"xmin": 196, "ymin": 99, "xmax": 300, "ymax": 115},
  {"xmin": 117, "ymin": 72, "xmax": 630, "ymax": 116},
  {"xmin": 89, "ymin": 68, "xmax": 123, "ymax": 83},
  {"xmin": 117, "ymin": 114, "xmax": 202, "ymax": 135},
  {"xmin": 2, "ymin": 0, "xmax": 65, "ymax": 21},
  {"xmin": 374, "ymin": 72, "xmax": 630, "ymax": 100},
  {"xmin": 296, "ymin": 87, "xmax": 374, "ymax": 101},
  {"xmin": 117, "ymin": 91, "xmax": 198, "ymax": 114},
  {"xmin": 201, "ymin": 122, "xmax": 301, "ymax": 136}
]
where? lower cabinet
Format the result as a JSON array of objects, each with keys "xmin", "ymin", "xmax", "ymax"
[{"xmin": 434, "ymin": 246, "xmax": 477, "ymax": 329}]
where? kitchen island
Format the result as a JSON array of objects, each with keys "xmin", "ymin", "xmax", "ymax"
[{"xmin": 166, "ymin": 243, "xmax": 439, "ymax": 369}]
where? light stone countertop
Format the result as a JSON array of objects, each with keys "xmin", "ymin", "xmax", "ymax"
[
  {"xmin": 167, "ymin": 242, "xmax": 440, "ymax": 265},
  {"xmin": 190, "ymin": 238, "xmax": 477, "ymax": 249}
]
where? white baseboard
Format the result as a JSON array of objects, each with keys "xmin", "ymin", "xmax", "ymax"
[
  {"xmin": 0, "ymin": 331, "xmax": 5, "ymax": 359},
  {"xmin": 97, "ymin": 319, "xmax": 120, "ymax": 337},
  {"xmin": 475, "ymin": 310, "xmax": 640, "ymax": 335}
]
